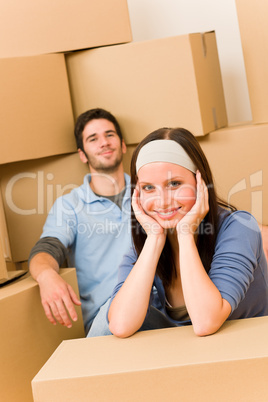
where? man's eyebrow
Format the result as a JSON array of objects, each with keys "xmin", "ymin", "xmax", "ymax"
[
  {"xmin": 84, "ymin": 129, "xmax": 117, "ymax": 142},
  {"xmin": 84, "ymin": 133, "xmax": 97, "ymax": 141}
]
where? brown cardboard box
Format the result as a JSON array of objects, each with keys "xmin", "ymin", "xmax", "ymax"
[
  {"xmin": 0, "ymin": 231, "xmax": 10, "ymax": 283},
  {"xmin": 0, "ymin": 268, "xmax": 85, "ymax": 402},
  {"xmin": 32, "ymin": 316, "xmax": 268, "ymax": 402},
  {"xmin": 199, "ymin": 123, "xmax": 268, "ymax": 225},
  {"xmin": 0, "ymin": 0, "xmax": 132, "ymax": 58},
  {"xmin": 235, "ymin": 0, "xmax": 268, "ymax": 123},
  {"xmin": 0, "ymin": 152, "xmax": 88, "ymax": 262},
  {"xmin": 0, "ymin": 187, "xmax": 11, "ymax": 261},
  {"xmin": 0, "ymin": 53, "xmax": 76, "ymax": 164},
  {"xmin": 0, "ymin": 191, "xmax": 27, "ymax": 283},
  {"xmin": 123, "ymin": 123, "xmax": 268, "ymax": 225},
  {"xmin": 66, "ymin": 31, "xmax": 227, "ymax": 143},
  {"xmin": 0, "ymin": 249, "xmax": 27, "ymax": 285}
]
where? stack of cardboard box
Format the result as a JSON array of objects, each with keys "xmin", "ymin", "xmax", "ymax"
[
  {"xmin": 197, "ymin": 0, "xmax": 268, "ymax": 225},
  {"xmin": 0, "ymin": 0, "xmax": 132, "ymax": 282},
  {"xmin": 0, "ymin": 1, "xmax": 132, "ymax": 401},
  {"xmin": 121, "ymin": 0, "xmax": 268, "ymax": 225},
  {"xmin": 31, "ymin": 1, "xmax": 268, "ymax": 401},
  {"xmin": 0, "ymin": 0, "xmax": 267, "ymax": 400}
]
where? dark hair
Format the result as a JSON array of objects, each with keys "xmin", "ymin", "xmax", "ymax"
[
  {"xmin": 74, "ymin": 108, "xmax": 123, "ymax": 152},
  {"xmin": 130, "ymin": 127, "xmax": 236, "ymax": 289}
]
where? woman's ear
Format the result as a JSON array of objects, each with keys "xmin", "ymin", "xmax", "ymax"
[{"xmin": 78, "ymin": 148, "xmax": 88, "ymax": 164}]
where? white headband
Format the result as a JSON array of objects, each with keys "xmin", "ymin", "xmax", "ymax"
[{"xmin": 136, "ymin": 140, "xmax": 197, "ymax": 173}]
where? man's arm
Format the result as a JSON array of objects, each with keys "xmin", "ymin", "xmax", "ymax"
[{"xmin": 29, "ymin": 238, "xmax": 81, "ymax": 328}]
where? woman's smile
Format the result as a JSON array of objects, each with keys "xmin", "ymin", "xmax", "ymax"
[{"xmin": 154, "ymin": 207, "xmax": 182, "ymax": 220}]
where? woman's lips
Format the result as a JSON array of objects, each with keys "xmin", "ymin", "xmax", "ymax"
[{"xmin": 155, "ymin": 207, "xmax": 181, "ymax": 220}]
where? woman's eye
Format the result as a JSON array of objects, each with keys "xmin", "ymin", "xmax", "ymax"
[
  {"xmin": 142, "ymin": 185, "xmax": 155, "ymax": 191},
  {"xmin": 168, "ymin": 181, "xmax": 181, "ymax": 188}
]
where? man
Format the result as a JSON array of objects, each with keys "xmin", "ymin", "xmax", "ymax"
[{"xmin": 29, "ymin": 108, "xmax": 131, "ymax": 335}]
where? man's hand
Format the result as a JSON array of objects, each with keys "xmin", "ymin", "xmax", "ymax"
[
  {"xmin": 37, "ymin": 269, "xmax": 81, "ymax": 328},
  {"xmin": 29, "ymin": 252, "xmax": 81, "ymax": 328}
]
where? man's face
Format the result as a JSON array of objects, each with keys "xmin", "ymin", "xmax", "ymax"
[{"xmin": 79, "ymin": 119, "xmax": 126, "ymax": 173}]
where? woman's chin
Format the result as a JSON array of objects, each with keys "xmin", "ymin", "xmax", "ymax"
[{"xmin": 159, "ymin": 218, "xmax": 180, "ymax": 230}]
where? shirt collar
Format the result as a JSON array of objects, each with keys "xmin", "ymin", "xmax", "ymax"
[{"xmin": 81, "ymin": 173, "xmax": 131, "ymax": 204}]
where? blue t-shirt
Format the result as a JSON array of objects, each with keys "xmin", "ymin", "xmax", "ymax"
[
  {"xmin": 110, "ymin": 209, "xmax": 268, "ymax": 326},
  {"xmin": 41, "ymin": 173, "xmax": 132, "ymax": 333}
]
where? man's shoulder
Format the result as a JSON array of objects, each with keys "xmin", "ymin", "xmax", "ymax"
[{"xmin": 55, "ymin": 174, "xmax": 90, "ymax": 204}]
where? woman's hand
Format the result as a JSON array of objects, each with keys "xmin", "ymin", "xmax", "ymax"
[
  {"xmin": 176, "ymin": 171, "xmax": 209, "ymax": 238},
  {"xmin": 132, "ymin": 185, "xmax": 166, "ymax": 240}
]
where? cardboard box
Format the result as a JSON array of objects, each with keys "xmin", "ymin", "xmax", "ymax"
[
  {"xmin": 0, "ymin": 268, "xmax": 85, "ymax": 402},
  {"xmin": 199, "ymin": 123, "xmax": 268, "ymax": 225},
  {"xmin": 0, "ymin": 53, "xmax": 76, "ymax": 164},
  {"xmin": 123, "ymin": 123, "xmax": 268, "ymax": 225},
  {"xmin": 0, "ymin": 191, "xmax": 27, "ymax": 283},
  {"xmin": 235, "ymin": 0, "xmax": 268, "ymax": 123},
  {"xmin": 66, "ymin": 31, "xmax": 227, "ymax": 143},
  {"xmin": 0, "ymin": 187, "xmax": 11, "ymax": 261},
  {"xmin": 0, "ymin": 0, "xmax": 132, "ymax": 58},
  {"xmin": 0, "ymin": 249, "xmax": 27, "ymax": 285},
  {"xmin": 32, "ymin": 316, "xmax": 268, "ymax": 402},
  {"xmin": 0, "ymin": 152, "xmax": 89, "ymax": 262}
]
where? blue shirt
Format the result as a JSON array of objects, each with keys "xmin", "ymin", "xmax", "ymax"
[
  {"xmin": 41, "ymin": 173, "xmax": 132, "ymax": 333},
  {"xmin": 110, "ymin": 209, "xmax": 268, "ymax": 326}
]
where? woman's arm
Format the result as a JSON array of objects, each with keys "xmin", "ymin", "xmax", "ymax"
[
  {"xmin": 108, "ymin": 235, "xmax": 165, "ymax": 338},
  {"xmin": 258, "ymin": 223, "xmax": 268, "ymax": 262},
  {"xmin": 178, "ymin": 235, "xmax": 231, "ymax": 336},
  {"xmin": 108, "ymin": 187, "xmax": 166, "ymax": 338},
  {"xmin": 176, "ymin": 172, "xmax": 231, "ymax": 336}
]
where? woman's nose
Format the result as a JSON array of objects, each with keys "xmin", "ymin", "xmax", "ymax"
[{"xmin": 156, "ymin": 188, "xmax": 170, "ymax": 209}]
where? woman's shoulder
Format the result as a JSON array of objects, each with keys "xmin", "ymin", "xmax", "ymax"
[
  {"xmin": 218, "ymin": 207, "xmax": 260, "ymax": 234},
  {"xmin": 216, "ymin": 207, "xmax": 262, "ymax": 255}
]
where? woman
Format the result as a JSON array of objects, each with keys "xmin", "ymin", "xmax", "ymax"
[{"xmin": 108, "ymin": 127, "xmax": 268, "ymax": 338}]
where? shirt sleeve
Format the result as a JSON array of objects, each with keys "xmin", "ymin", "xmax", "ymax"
[
  {"xmin": 209, "ymin": 211, "xmax": 263, "ymax": 312},
  {"xmin": 28, "ymin": 237, "xmax": 68, "ymax": 266},
  {"xmin": 40, "ymin": 195, "xmax": 79, "ymax": 247}
]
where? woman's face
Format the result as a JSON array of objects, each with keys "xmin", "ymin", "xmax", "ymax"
[{"xmin": 138, "ymin": 162, "xmax": 197, "ymax": 229}]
